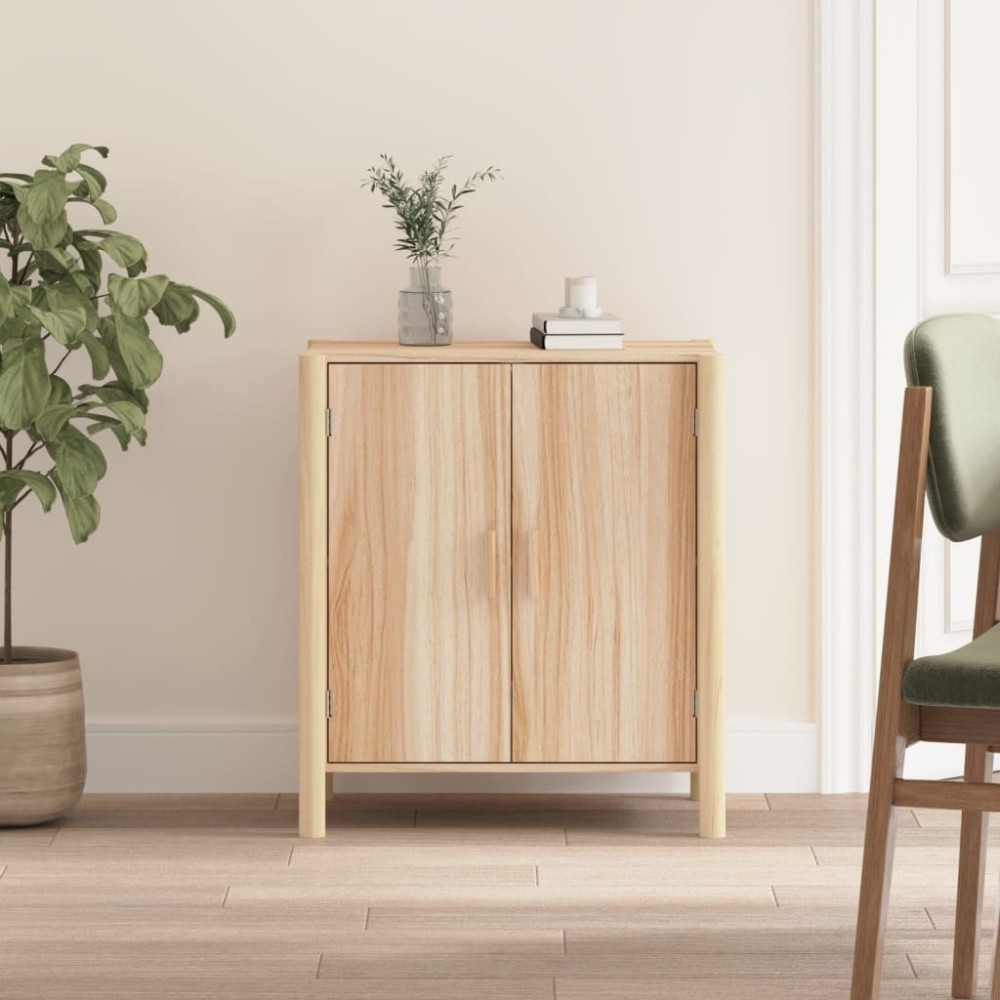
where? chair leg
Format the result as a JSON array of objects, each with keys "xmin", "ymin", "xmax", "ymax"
[
  {"xmin": 954, "ymin": 744, "xmax": 993, "ymax": 1000},
  {"xmin": 851, "ymin": 770, "xmax": 901, "ymax": 1000}
]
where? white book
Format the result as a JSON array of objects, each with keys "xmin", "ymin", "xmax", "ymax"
[
  {"xmin": 532, "ymin": 312, "xmax": 624, "ymax": 334},
  {"xmin": 532, "ymin": 332, "xmax": 624, "ymax": 350}
]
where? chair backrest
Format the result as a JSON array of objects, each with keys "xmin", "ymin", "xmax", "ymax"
[{"xmin": 905, "ymin": 313, "xmax": 1000, "ymax": 542}]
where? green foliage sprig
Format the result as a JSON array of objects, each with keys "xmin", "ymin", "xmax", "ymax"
[
  {"xmin": 0, "ymin": 143, "xmax": 236, "ymax": 660},
  {"xmin": 364, "ymin": 155, "xmax": 501, "ymax": 264}
]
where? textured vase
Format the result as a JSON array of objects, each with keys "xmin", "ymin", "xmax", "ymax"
[
  {"xmin": 0, "ymin": 648, "xmax": 86, "ymax": 826},
  {"xmin": 398, "ymin": 265, "xmax": 453, "ymax": 346}
]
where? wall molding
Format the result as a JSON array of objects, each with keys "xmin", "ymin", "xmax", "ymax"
[
  {"xmin": 944, "ymin": 0, "xmax": 1000, "ymax": 276},
  {"xmin": 816, "ymin": 0, "xmax": 878, "ymax": 793},
  {"xmin": 85, "ymin": 722, "xmax": 819, "ymax": 795}
]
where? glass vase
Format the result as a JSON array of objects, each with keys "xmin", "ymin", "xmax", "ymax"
[{"xmin": 398, "ymin": 265, "xmax": 453, "ymax": 346}]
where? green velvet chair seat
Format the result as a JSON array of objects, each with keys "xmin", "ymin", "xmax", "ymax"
[{"xmin": 902, "ymin": 622, "xmax": 1000, "ymax": 708}]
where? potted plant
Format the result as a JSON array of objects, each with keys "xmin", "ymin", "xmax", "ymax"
[
  {"xmin": 0, "ymin": 144, "xmax": 234, "ymax": 825},
  {"xmin": 365, "ymin": 154, "xmax": 501, "ymax": 346}
]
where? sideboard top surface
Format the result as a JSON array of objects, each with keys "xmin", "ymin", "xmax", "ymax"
[{"xmin": 305, "ymin": 340, "xmax": 718, "ymax": 363}]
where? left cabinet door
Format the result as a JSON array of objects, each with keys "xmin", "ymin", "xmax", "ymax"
[{"xmin": 327, "ymin": 363, "xmax": 511, "ymax": 763}]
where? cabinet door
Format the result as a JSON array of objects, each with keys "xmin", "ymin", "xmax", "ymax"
[
  {"xmin": 328, "ymin": 364, "xmax": 511, "ymax": 763},
  {"xmin": 512, "ymin": 364, "xmax": 697, "ymax": 763}
]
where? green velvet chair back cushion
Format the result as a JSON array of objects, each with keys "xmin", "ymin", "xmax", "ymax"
[{"xmin": 904, "ymin": 314, "xmax": 1000, "ymax": 542}]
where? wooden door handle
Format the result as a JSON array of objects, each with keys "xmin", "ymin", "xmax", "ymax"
[{"xmin": 488, "ymin": 529, "xmax": 498, "ymax": 602}]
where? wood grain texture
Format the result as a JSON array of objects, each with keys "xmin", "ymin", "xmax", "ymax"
[
  {"xmin": 696, "ymin": 354, "xmax": 726, "ymax": 838},
  {"xmin": 851, "ymin": 386, "xmax": 932, "ymax": 1000},
  {"xmin": 328, "ymin": 763, "xmax": 698, "ymax": 773},
  {"xmin": 298, "ymin": 354, "xmax": 328, "ymax": 838},
  {"xmin": 920, "ymin": 706, "xmax": 1000, "ymax": 744},
  {"xmin": 893, "ymin": 778, "xmax": 1000, "ymax": 811},
  {"xmin": 1, "ymin": 792, "xmax": 980, "ymax": 999},
  {"xmin": 953, "ymin": 537, "xmax": 1000, "ymax": 998},
  {"xmin": 327, "ymin": 363, "xmax": 511, "ymax": 763},
  {"xmin": 511, "ymin": 363, "xmax": 697, "ymax": 764},
  {"xmin": 308, "ymin": 340, "xmax": 718, "ymax": 363},
  {"xmin": 0, "ymin": 649, "xmax": 86, "ymax": 826},
  {"xmin": 953, "ymin": 746, "xmax": 992, "ymax": 999}
]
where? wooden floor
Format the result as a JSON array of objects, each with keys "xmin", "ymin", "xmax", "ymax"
[{"xmin": 0, "ymin": 792, "xmax": 994, "ymax": 998}]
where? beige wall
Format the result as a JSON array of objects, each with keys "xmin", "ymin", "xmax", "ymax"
[{"xmin": 9, "ymin": 0, "xmax": 815, "ymax": 788}]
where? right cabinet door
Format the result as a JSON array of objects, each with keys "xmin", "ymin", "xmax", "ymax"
[{"xmin": 512, "ymin": 363, "xmax": 697, "ymax": 763}]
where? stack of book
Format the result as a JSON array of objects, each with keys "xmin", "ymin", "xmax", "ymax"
[{"xmin": 529, "ymin": 312, "xmax": 624, "ymax": 350}]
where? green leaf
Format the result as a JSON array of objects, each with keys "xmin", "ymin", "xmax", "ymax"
[
  {"xmin": 0, "ymin": 311, "xmax": 39, "ymax": 346},
  {"xmin": 78, "ymin": 329, "xmax": 110, "ymax": 379},
  {"xmin": 68, "ymin": 270, "xmax": 97, "ymax": 297},
  {"xmin": 48, "ymin": 374, "xmax": 72, "ymax": 406},
  {"xmin": 78, "ymin": 384, "xmax": 146, "ymax": 434},
  {"xmin": 76, "ymin": 230, "xmax": 146, "ymax": 269},
  {"xmin": 80, "ymin": 380, "xmax": 148, "ymax": 413},
  {"xmin": 28, "ymin": 303, "xmax": 87, "ymax": 345},
  {"xmin": 24, "ymin": 169, "xmax": 70, "ymax": 224},
  {"xmin": 187, "ymin": 286, "xmax": 236, "ymax": 338},
  {"xmin": 103, "ymin": 398, "xmax": 144, "ymax": 436},
  {"xmin": 84, "ymin": 414, "xmax": 139, "ymax": 450},
  {"xmin": 0, "ymin": 273, "xmax": 11, "ymax": 326},
  {"xmin": 60, "ymin": 488, "xmax": 100, "ymax": 544},
  {"xmin": 73, "ymin": 164, "xmax": 108, "ymax": 200},
  {"xmin": 42, "ymin": 144, "xmax": 108, "ymax": 174},
  {"xmin": 111, "ymin": 313, "xmax": 162, "ymax": 389},
  {"xmin": 0, "ymin": 470, "xmax": 56, "ymax": 512},
  {"xmin": 46, "ymin": 424, "xmax": 107, "ymax": 498},
  {"xmin": 0, "ymin": 477, "xmax": 19, "ymax": 515},
  {"xmin": 0, "ymin": 336, "xmax": 51, "ymax": 429},
  {"xmin": 108, "ymin": 274, "xmax": 169, "ymax": 317},
  {"xmin": 35, "ymin": 247, "xmax": 77, "ymax": 279},
  {"xmin": 33, "ymin": 402, "xmax": 77, "ymax": 442},
  {"xmin": 90, "ymin": 198, "xmax": 117, "ymax": 224},
  {"xmin": 151, "ymin": 282, "xmax": 198, "ymax": 329},
  {"xmin": 74, "ymin": 240, "xmax": 102, "ymax": 292},
  {"xmin": 16, "ymin": 205, "xmax": 68, "ymax": 251},
  {"xmin": 68, "ymin": 196, "xmax": 116, "ymax": 224},
  {"xmin": 29, "ymin": 285, "xmax": 96, "ymax": 344}
]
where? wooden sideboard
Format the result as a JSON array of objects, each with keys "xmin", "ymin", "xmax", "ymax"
[{"xmin": 299, "ymin": 341, "xmax": 725, "ymax": 838}]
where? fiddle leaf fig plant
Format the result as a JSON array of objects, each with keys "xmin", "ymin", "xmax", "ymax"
[{"xmin": 0, "ymin": 143, "xmax": 236, "ymax": 662}]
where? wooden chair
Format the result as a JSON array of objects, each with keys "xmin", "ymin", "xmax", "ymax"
[{"xmin": 852, "ymin": 314, "xmax": 1000, "ymax": 1000}]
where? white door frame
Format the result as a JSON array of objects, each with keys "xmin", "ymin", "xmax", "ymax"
[{"xmin": 817, "ymin": 0, "xmax": 878, "ymax": 793}]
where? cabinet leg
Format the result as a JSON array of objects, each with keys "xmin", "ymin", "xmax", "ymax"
[
  {"xmin": 298, "ymin": 762, "xmax": 327, "ymax": 839},
  {"xmin": 698, "ymin": 758, "xmax": 725, "ymax": 839},
  {"xmin": 326, "ymin": 772, "xmax": 335, "ymax": 803},
  {"xmin": 689, "ymin": 771, "xmax": 700, "ymax": 802}
]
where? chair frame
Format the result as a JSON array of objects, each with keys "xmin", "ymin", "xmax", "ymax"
[{"xmin": 852, "ymin": 386, "xmax": 1000, "ymax": 999}]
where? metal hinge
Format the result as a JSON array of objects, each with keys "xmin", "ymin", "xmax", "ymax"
[
  {"xmin": 326, "ymin": 690, "xmax": 332, "ymax": 718},
  {"xmin": 692, "ymin": 690, "xmax": 699, "ymax": 718},
  {"xmin": 325, "ymin": 409, "xmax": 332, "ymax": 437},
  {"xmin": 692, "ymin": 408, "xmax": 699, "ymax": 437}
]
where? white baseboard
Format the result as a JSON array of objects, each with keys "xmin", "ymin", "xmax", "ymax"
[
  {"xmin": 85, "ymin": 722, "xmax": 298, "ymax": 794},
  {"xmin": 84, "ymin": 721, "xmax": 818, "ymax": 794}
]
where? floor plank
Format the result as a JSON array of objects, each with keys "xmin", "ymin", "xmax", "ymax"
[
  {"xmin": 318, "ymin": 951, "xmax": 916, "ymax": 980},
  {"xmin": 0, "ymin": 791, "xmax": 977, "ymax": 1000}
]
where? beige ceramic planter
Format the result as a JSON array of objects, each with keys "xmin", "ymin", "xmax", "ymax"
[{"xmin": 0, "ymin": 648, "xmax": 86, "ymax": 826}]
